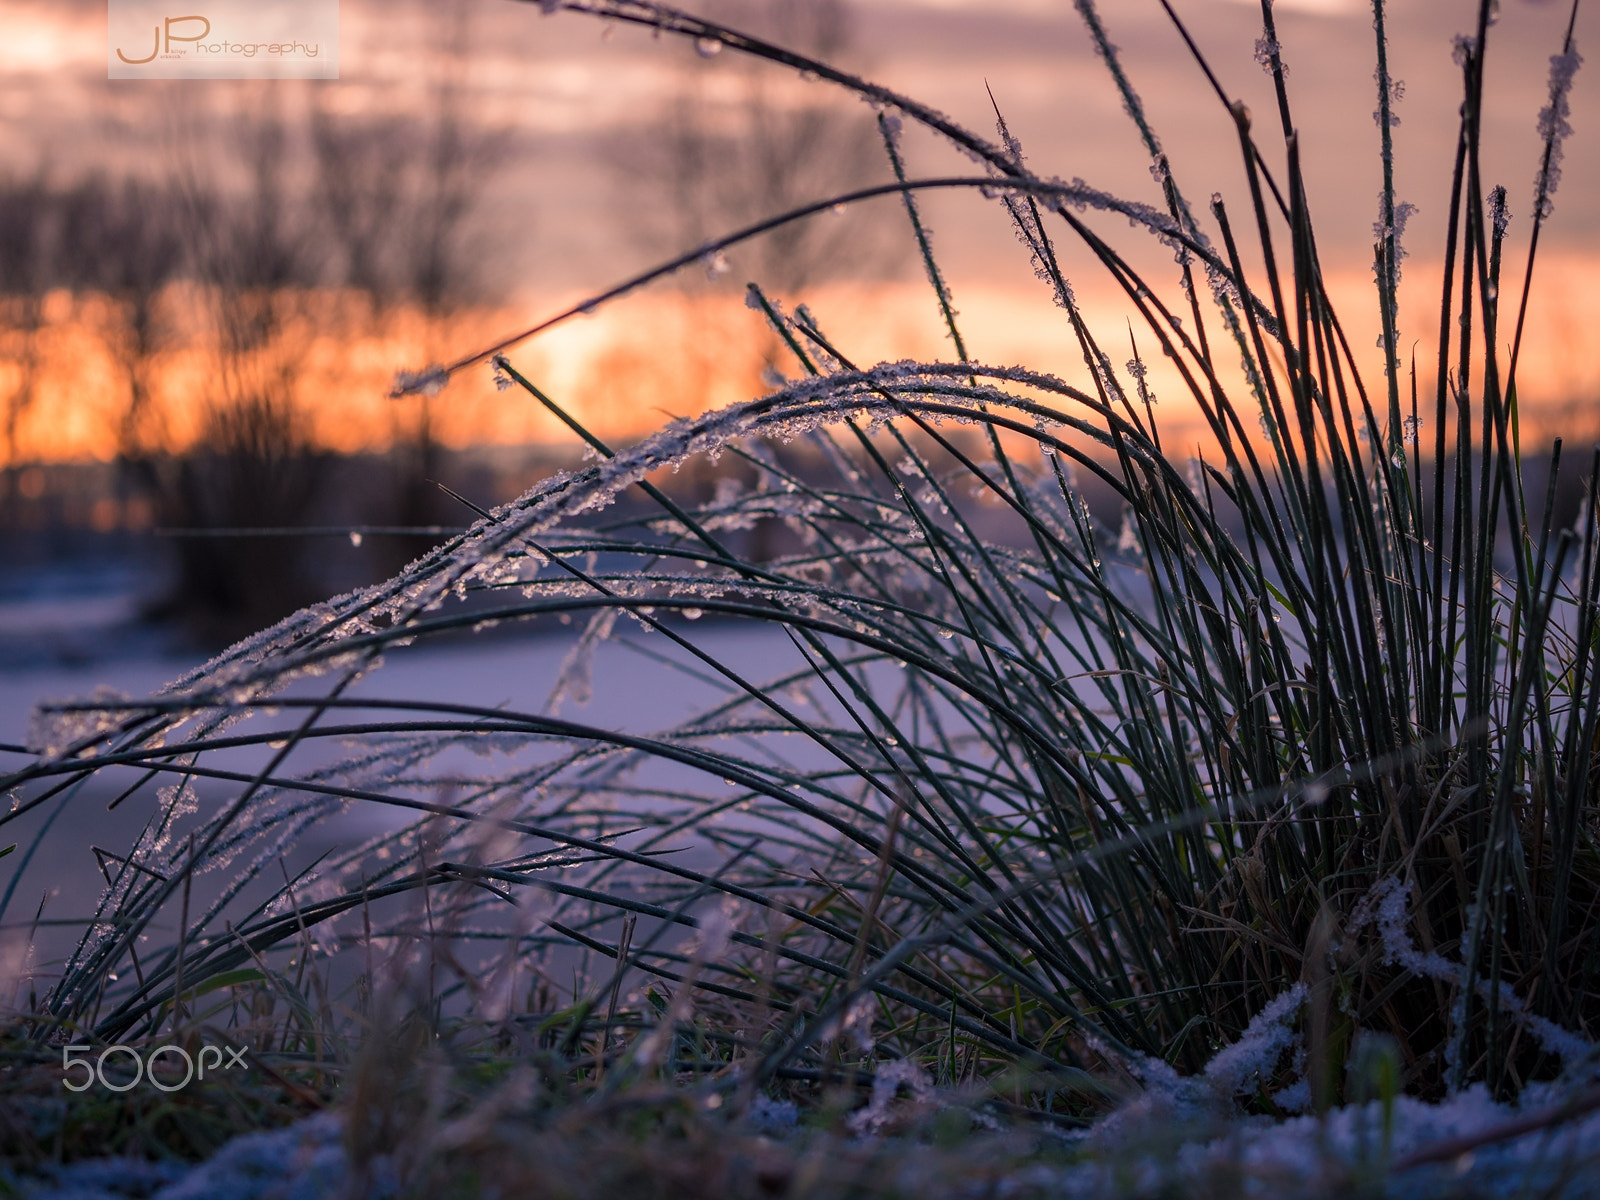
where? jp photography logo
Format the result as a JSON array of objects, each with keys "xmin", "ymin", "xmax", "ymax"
[
  {"xmin": 61, "ymin": 1042, "xmax": 249, "ymax": 1093},
  {"xmin": 108, "ymin": 0, "xmax": 339, "ymax": 80}
]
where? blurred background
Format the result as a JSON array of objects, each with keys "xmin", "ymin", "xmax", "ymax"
[{"xmin": 1, "ymin": 0, "xmax": 1598, "ymax": 663}]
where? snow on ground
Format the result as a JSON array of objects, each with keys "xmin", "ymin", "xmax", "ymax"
[
  {"xmin": 6, "ymin": 574, "xmax": 1599, "ymax": 1198},
  {"xmin": 9, "ymin": 1081, "xmax": 1600, "ymax": 1198},
  {"xmin": 0, "ymin": 563, "xmax": 824, "ymax": 997}
]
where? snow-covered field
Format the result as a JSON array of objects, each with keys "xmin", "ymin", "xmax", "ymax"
[
  {"xmin": 0, "ymin": 584, "xmax": 804, "ymax": 969},
  {"xmin": 5, "ymin": 575, "xmax": 1600, "ymax": 1199}
]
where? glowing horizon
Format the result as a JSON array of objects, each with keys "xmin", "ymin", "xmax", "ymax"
[
  {"xmin": 3, "ymin": 0, "xmax": 1597, "ymax": 489},
  {"xmin": 5, "ymin": 255, "xmax": 1596, "ymax": 477}
]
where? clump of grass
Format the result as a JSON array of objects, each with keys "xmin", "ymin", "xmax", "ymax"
[{"xmin": 3, "ymin": 0, "xmax": 1598, "ymax": 1182}]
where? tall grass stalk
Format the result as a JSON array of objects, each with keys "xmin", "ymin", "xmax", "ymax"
[{"xmin": 5, "ymin": 0, "xmax": 1597, "ymax": 1136}]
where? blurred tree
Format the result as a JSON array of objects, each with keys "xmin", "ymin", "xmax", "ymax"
[
  {"xmin": 621, "ymin": 0, "xmax": 896, "ymax": 300},
  {"xmin": 601, "ymin": 0, "xmax": 901, "ymax": 549},
  {"xmin": 131, "ymin": 94, "xmax": 331, "ymax": 642},
  {"xmin": 310, "ymin": 0, "xmax": 508, "ymax": 567},
  {"xmin": 0, "ymin": 1, "xmax": 508, "ymax": 643},
  {"xmin": 0, "ymin": 173, "xmax": 52, "ymax": 518},
  {"xmin": 53, "ymin": 175, "xmax": 188, "ymax": 460}
]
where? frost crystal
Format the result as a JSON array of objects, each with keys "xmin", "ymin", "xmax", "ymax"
[
  {"xmin": 1254, "ymin": 36, "xmax": 1285, "ymax": 76},
  {"xmin": 702, "ymin": 249, "xmax": 730, "ymax": 280},
  {"xmin": 1117, "ymin": 508, "xmax": 1139, "ymax": 554},
  {"xmin": 547, "ymin": 609, "xmax": 618, "ymax": 712},
  {"xmin": 26, "ymin": 687, "xmax": 130, "ymax": 761},
  {"xmin": 1373, "ymin": 196, "xmax": 1416, "ymax": 362},
  {"xmin": 390, "ymin": 364, "xmax": 448, "ymax": 399},
  {"xmin": 1125, "ymin": 356, "xmax": 1155, "ymax": 406},
  {"xmin": 1361, "ymin": 878, "xmax": 1596, "ymax": 1066},
  {"xmin": 1534, "ymin": 46, "xmax": 1584, "ymax": 220},
  {"xmin": 1372, "ymin": 72, "xmax": 1404, "ymax": 128},
  {"xmin": 693, "ymin": 905, "xmax": 734, "ymax": 961},
  {"xmin": 1488, "ymin": 185, "xmax": 1510, "ymax": 240},
  {"xmin": 847, "ymin": 1059, "xmax": 933, "ymax": 1135},
  {"xmin": 1203, "ymin": 983, "xmax": 1308, "ymax": 1098}
]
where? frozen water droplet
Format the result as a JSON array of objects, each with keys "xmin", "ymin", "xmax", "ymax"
[
  {"xmin": 683, "ymin": 607, "xmax": 703, "ymax": 620},
  {"xmin": 830, "ymin": 203, "xmax": 847, "ymax": 217},
  {"xmin": 937, "ymin": 628, "xmax": 954, "ymax": 639},
  {"xmin": 703, "ymin": 250, "xmax": 730, "ymax": 279},
  {"xmin": 695, "ymin": 37, "xmax": 723, "ymax": 57},
  {"xmin": 349, "ymin": 531, "xmax": 363, "ymax": 547},
  {"xmin": 391, "ymin": 364, "xmax": 448, "ymax": 398},
  {"xmin": 800, "ymin": 69, "xmax": 819, "ymax": 82}
]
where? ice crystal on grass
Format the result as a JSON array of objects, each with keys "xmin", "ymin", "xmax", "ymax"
[
  {"xmin": 1116, "ymin": 508, "xmax": 1139, "ymax": 554},
  {"xmin": 547, "ymin": 609, "xmax": 618, "ymax": 712},
  {"xmin": 1489, "ymin": 185, "xmax": 1511, "ymax": 240},
  {"xmin": 390, "ymin": 364, "xmax": 448, "ymax": 398},
  {"xmin": 848, "ymin": 1059, "xmax": 934, "ymax": 1136},
  {"xmin": 25, "ymin": 687, "xmax": 130, "ymax": 762},
  {"xmin": 1363, "ymin": 878, "xmax": 1597, "ymax": 1068},
  {"xmin": 1535, "ymin": 46, "xmax": 1584, "ymax": 218},
  {"xmin": 1201, "ymin": 984, "xmax": 1307, "ymax": 1099},
  {"xmin": 701, "ymin": 249, "xmax": 730, "ymax": 280},
  {"xmin": 1254, "ymin": 36, "xmax": 1285, "ymax": 76},
  {"xmin": 1124, "ymin": 985, "xmax": 1308, "ymax": 1113},
  {"xmin": 1373, "ymin": 72, "xmax": 1405, "ymax": 128}
]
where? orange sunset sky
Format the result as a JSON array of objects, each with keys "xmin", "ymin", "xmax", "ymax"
[{"xmin": 2, "ymin": 0, "xmax": 1598, "ymax": 464}]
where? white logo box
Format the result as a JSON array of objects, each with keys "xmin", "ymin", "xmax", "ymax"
[{"xmin": 109, "ymin": 0, "xmax": 339, "ymax": 79}]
